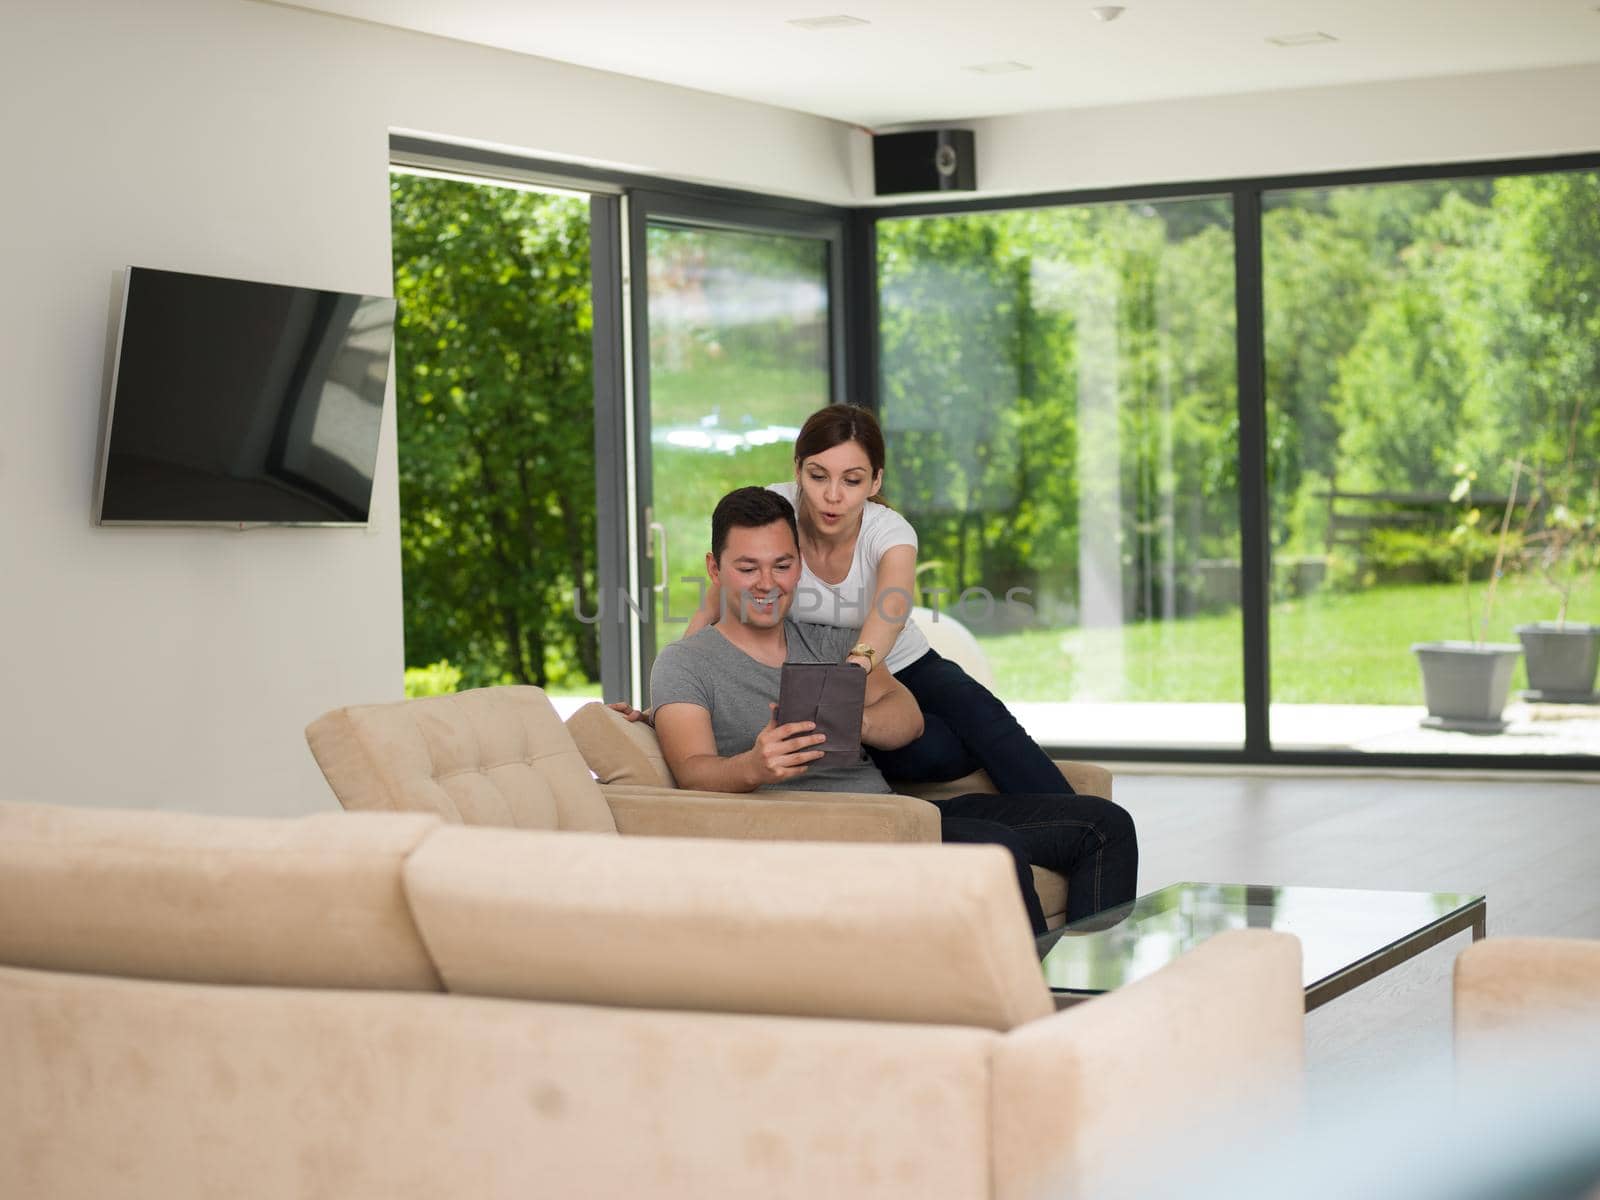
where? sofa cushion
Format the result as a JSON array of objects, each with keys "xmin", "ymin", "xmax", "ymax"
[
  {"xmin": 307, "ymin": 686, "xmax": 616, "ymax": 833},
  {"xmin": 895, "ymin": 769, "xmax": 998, "ymax": 804},
  {"xmin": 898, "ymin": 762, "xmax": 1114, "ymax": 803},
  {"xmin": 403, "ymin": 826, "xmax": 1055, "ymax": 1032},
  {"xmin": 566, "ymin": 701, "xmax": 677, "ymax": 787},
  {"xmin": 1032, "ymin": 866, "xmax": 1068, "ymax": 923},
  {"xmin": 0, "ymin": 801, "xmax": 442, "ymax": 991}
]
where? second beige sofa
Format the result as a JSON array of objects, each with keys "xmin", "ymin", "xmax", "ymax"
[
  {"xmin": 0, "ymin": 797, "xmax": 1303, "ymax": 1200},
  {"xmin": 305, "ymin": 685, "xmax": 938, "ymax": 844}
]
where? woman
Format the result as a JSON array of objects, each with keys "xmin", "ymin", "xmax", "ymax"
[{"xmin": 686, "ymin": 404, "xmax": 1071, "ymax": 796}]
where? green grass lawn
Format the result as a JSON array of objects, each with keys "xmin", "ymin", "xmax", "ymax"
[
  {"xmin": 545, "ymin": 681, "xmax": 603, "ymax": 700},
  {"xmin": 648, "ymin": 362, "xmax": 829, "ymax": 644},
  {"xmin": 977, "ymin": 575, "xmax": 1595, "ymax": 705},
  {"xmin": 651, "ymin": 364, "xmax": 826, "ymax": 430}
]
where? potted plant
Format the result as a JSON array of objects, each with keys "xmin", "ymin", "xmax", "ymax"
[
  {"xmin": 1515, "ymin": 454, "xmax": 1600, "ymax": 703},
  {"xmin": 1412, "ymin": 462, "xmax": 1524, "ymax": 733}
]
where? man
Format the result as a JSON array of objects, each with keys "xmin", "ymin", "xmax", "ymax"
[{"xmin": 634, "ymin": 486, "xmax": 1137, "ymax": 935}]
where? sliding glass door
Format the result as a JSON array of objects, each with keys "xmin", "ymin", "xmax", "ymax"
[
  {"xmin": 624, "ymin": 194, "xmax": 845, "ymax": 698},
  {"xmin": 1263, "ymin": 167, "xmax": 1600, "ymax": 757},
  {"xmin": 877, "ymin": 197, "xmax": 1244, "ymax": 751}
]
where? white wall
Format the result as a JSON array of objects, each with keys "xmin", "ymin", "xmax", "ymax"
[
  {"xmin": 886, "ymin": 63, "xmax": 1600, "ymax": 201},
  {"xmin": 0, "ymin": 0, "xmax": 857, "ymax": 816}
]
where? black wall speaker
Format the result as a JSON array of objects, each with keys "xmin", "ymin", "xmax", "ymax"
[{"xmin": 873, "ymin": 130, "xmax": 977, "ymax": 196}]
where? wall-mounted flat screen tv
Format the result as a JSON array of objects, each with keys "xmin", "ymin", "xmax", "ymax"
[{"xmin": 94, "ymin": 266, "xmax": 396, "ymax": 526}]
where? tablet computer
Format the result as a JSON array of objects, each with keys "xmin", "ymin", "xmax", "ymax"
[{"xmin": 775, "ymin": 662, "xmax": 867, "ymax": 766}]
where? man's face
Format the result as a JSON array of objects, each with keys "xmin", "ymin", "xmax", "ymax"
[{"xmin": 708, "ymin": 519, "xmax": 801, "ymax": 628}]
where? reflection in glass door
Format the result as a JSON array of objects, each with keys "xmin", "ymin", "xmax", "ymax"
[
  {"xmin": 635, "ymin": 219, "xmax": 834, "ymax": 683},
  {"xmin": 876, "ymin": 198, "xmax": 1243, "ymax": 751}
]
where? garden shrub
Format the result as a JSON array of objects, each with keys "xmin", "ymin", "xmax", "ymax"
[{"xmin": 404, "ymin": 660, "xmax": 462, "ymax": 698}]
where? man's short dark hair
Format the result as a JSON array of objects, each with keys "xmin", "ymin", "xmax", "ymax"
[{"xmin": 711, "ymin": 487, "xmax": 798, "ymax": 563}]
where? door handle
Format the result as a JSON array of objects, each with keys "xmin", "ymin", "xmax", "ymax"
[{"xmin": 648, "ymin": 517, "xmax": 668, "ymax": 593}]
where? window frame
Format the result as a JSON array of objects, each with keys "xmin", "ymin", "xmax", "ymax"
[
  {"xmin": 865, "ymin": 150, "xmax": 1600, "ymax": 772},
  {"xmin": 391, "ymin": 134, "xmax": 1600, "ymax": 770}
]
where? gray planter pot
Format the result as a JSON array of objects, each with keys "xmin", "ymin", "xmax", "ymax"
[
  {"xmin": 1411, "ymin": 642, "xmax": 1523, "ymax": 733},
  {"xmin": 1515, "ymin": 622, "xmax": 1600, "ymax": 704}
]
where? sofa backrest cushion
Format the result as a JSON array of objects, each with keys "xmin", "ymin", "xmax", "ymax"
[
  {"xmin": 0, "ymin": 801, "xmax": 443, "ymax": 991},
  {"xmin": 565, "ymin": 701, "xmax": 677, "ymax": 788},
  {"xmin": 306, "ymin": 686, "xmax": 616, "ymax": 833},
  {"xmin": 404, "ymin": 826, "xmax": 1055, "ymax": 1031}
]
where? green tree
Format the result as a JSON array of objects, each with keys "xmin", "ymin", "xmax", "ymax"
[
  {"xmin": 389, "ymin": 174, "xmax": 598, "ymax": 690},
  {"xmin": 1325, "ymin": 171, "xmax": 1600, "ymax": 500},
  {"xmin": 878, "ymin": 199, "xmax": 1238, "ymax": 624},
  {"xmin": 1263, "ymin": 198, "xmax": 1384, "ymax": 551}
]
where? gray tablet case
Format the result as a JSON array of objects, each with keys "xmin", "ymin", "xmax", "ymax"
[{"xmin": 775, "ymin": 662, "xmax": 867, "ymax": 766}]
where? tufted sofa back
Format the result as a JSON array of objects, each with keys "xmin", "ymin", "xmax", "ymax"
[{"xmin": 306, "ymin": 686, "xmax": 617, "ymax": 833}]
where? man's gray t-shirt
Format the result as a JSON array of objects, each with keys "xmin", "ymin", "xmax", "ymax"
[{"xmin": 650, "ymin": 618, "xmax": 894, "ymax": 795}]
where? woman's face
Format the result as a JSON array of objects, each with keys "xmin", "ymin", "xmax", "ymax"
[{"xmin": 795, "ymin": 440, "xmax": 881, "ymax": 534}]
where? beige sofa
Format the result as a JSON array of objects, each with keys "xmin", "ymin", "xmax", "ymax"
[
  {"xmin": 305, "ymin": 686, "xmax": 1104, "ymax": 928},
  {"xmin": 566, "ymin": 700, "xmax": 1114, "ymax": 928},
  {"xmin": 305, "ymin": 685, "xmax": 939, "ymax": 844},
  {"xmin": 0, "ymin": 798, "xmax": 1304, "ymax": 1200}
]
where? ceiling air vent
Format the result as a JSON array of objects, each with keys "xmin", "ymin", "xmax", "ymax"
[
  {"xmin": 1267, "ymin": 31, "xmax": 1338, "ymax": 47},
  {"xmin": 964, "ymin": 61, "xmax": 1033, "ymax": 75},
  {"xmin": 786, "ymin": 14, "xmax": 870, "ymax": 30}
]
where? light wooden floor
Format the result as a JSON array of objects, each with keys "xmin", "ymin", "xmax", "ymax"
[{"xmin": 1114, "ymin": 771, "xmax": 1600, "ymax": 1109}]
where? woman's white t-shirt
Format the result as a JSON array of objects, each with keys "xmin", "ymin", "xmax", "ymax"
[{"xmin": 767, "ymin": 481, "xmax": 932, "ymax": 674}]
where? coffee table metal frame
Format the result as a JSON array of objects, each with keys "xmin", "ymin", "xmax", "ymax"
[
  {"xmin": 1043, "ymin": 885, "xmax": 1487, "ymax": 1013},
  {"xmin": 1300, "ymin": 892, "xmax": 1485, "ymax": 1011}
]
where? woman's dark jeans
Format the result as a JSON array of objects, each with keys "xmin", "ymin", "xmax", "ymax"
[
  {"xmin": 868, "ymin": 648, "xmax": 1071, "ymax": 795},
  {"xmin": 938, "ymin": 793, "xmax": 1139, "ymax": 936}
]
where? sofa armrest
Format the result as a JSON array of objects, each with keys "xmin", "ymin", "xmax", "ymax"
[
  {"xmin": 600, "ymin": 785, "xmax": 940, "ymax": 844},
  {"xmin": 1454, "ymin": 937, "xmax": 1600, "ymax": 1070},
  {"xmin": 990, "ymin": 929, "xmax": 1303, "ymax": 1200},
  {"xmin": 1055, "ymin": 760, "xmax": 1112, "ymax": 799}
]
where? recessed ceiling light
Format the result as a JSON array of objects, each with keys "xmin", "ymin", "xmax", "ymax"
[
  {"xmin": 964, "ymin": 60, "xmax": 1033, "ymax": 74},
  {"xmin": 1090, "ymin": 5, "xmax": 1126, "ymax": 21},
  {"xmin": 786, "ymin": 14, "xmax": 870, "ymax": 30},
  {"xmin": 1267, "ymin": 31, "xmax": 1338, "ymax": 47}
]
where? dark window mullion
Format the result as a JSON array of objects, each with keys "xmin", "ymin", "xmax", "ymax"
[
  {"xmin": 844, "ymin": 209, "xmax": 879, "ymax": 411},
  {"xmin": 588, "ymin": 193, "xmax": 634, "ymax": 704},
  {"xmin": 1233, "ymin": 189, "xmax": 1271, "ymax": 756}
]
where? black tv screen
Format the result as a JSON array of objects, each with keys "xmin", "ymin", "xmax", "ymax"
[{"xmin": 95, "ymin": 266, "xmax": 396, "ymax": 525}]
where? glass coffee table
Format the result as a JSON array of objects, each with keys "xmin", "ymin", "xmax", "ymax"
[{"xmin": 1037, "ymin": 882, "xmax": 1486, "ymax": 1010}]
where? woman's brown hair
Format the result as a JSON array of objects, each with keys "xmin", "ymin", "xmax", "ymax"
[{"xmin": 792, "ymin": 404, "xmax": 890, "ymax": 506}]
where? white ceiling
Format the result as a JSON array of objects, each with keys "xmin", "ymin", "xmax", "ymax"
[{"xmin": 289, "ymin": 0, "xmax": 1600, "ymax": 127}]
